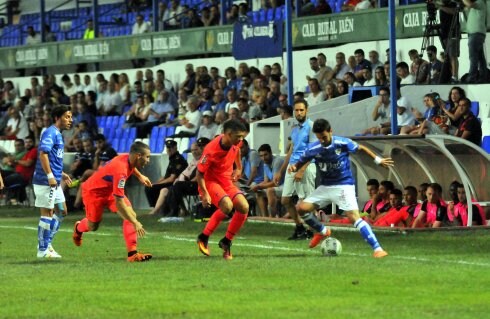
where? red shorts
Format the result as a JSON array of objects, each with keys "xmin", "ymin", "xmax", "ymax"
[
  {"xmin": 200, "ymin": 180, "xmax": 243, "ymax": 208},
  {"xmin": 82, "ymin": 188, "xmax": 131, "ymax": 223}
]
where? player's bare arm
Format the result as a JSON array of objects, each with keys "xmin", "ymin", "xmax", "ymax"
[
  {"xmin": 232, "ymin": 148, "xmax": 242, "ymax": 182},
  {"xmin": 133, "ymin": 168, "xmax": 152, "ymax": 187},
  {"xmin": 115, "ymin": 197, "xmax": 146, "ymax": 237},
  {"xmin": 0, "ymin": 172, "xmax": 4, "ymax": 190},
  {"xmin": 274, "ymin": 142, "xmax": 292, "ymax": 185},
  {"xmin": 359, "ymin": 145, "xmax": 394, "ymax": 168},
  {"xmin": 196, "ymin": 170, "xmax": 211, "ymax": 208},
  {"xmin": 39, "ymin": 152, "xmax": 57, "ymax": 187},
  {"xmin": 61, "ymin": 172, "xmax": 72, "ymax": 186}
]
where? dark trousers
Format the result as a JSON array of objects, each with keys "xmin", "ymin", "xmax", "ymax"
[
  {"xmin": 2, "ymin": 170, "xmax": 27, "ymax": 202},
  {"xmin": 162, "ymin": 181, "xmax": 198, "ymax": 217},
  {"xmin": 144, "ymin": 182, "xmax": 173, "ymax": 207}
]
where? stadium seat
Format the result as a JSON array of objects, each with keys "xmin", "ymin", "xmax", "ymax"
[
  {"xmin": 128, "ymin": 127, "xmax": 137, "ymax": 140},
  {"xmin": 482, "ymin": 136, "xmax": 490, "ymax": 154},
  {"xmin": 252, "ymin": 11, "xmax": 259, "ymax": 23},
  {"xmin": 111, "ymin": 138, "xmax": 120, "ymax": 152},
  {"xmin": 470, "ymin": 101, "xmax": 479, "ymax": 117},
  {"xmin": 150, "ymin": 126, "xmax": 159, "ymax": 140},
  {"xmin": 266, "ymin": 8, "xmax": 274, "ymax": 21},
  {"xmin": 158, "ymin": 127, "xmax": 167, "ymax": 139},
  {"xmin": 117, "ymin": 115, "xmax": 126, "ymax": 128},
  {"xmin": 149, "ymin": 135, "xmax": 158, "ymax": 153},
  {"xmin": 259, "ymin": 9, "xmax": 266, "ymax": 22},
  {"xmin": 167, "ymin": 126, "xmax": 175, "ymax": 137},
  {"xmin": 274, "ymin": 7, "xmax": 283, "ymax": 20},
  {"xmin": 335, "ymin": 0, "xmax": 342, "ymax": 13},
  {"xmin": 155, "ymin": 139, "xmax": 165, "ymax": 153}
]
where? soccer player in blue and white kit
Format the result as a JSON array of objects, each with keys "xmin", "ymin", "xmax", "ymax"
[
  {"xmin": 289, "ymin": 119, "xmax": 394, "ymax": 258},
  {"xmin": 33, "ymin": 105, "xmax": 73, "ymax": 258}
]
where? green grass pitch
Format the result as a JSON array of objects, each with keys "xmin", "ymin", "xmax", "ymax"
[{"xmin": 1, "ymin": 207, "xmax": 490, "ymax": 319}]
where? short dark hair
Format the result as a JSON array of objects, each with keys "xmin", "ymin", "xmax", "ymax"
[
  {"xmin": 51, "ymin": 105, "xmax": 70, "ymax": 122},
  {"xmin": 223, "ymin": 119, "xmax": 247, "ymax": 133},
  {"xmin": 379, "ymin": 86, "xmax": 390, "ymax": 95},
  {"xmin": 354, "ymin": 49, "xmax": 365, "ymax": 56},
  {"xmin": 130, "ymin": 141, "xmax": 150, "ymax": 154},
  {"xmin": 293, "ymin": 99, "xmax": 308, "ymax": 109},
  {"xmin": 367, "ymin": 179, "xmax": 379, "ymax": 188},
  {"xmin": 427, "ymin": 45, "xmax": 437, "ymax": 53},
  {"xmin": 312, "ymin": 118, "xmax": 331, "ymax": 133},
  {"xmin": 258, "ymin": 144, "xmax": 272, "ymax": 153},
  {"xmin": 404, "ymin": 186, "xmax": 418, "ymax": 197},
  {"xmin": 380, "ymin": 180, "xmax": 395, "ymax": 192},
  {"xmin": 428, "ymin": 182, "xmax": 442, "ymax": 195},
  {"xmin": 396, "ymin": 62, "xmax": 409, "ymax": 70},
  {"xmin": 391, "ymin": 188, "xmax": 403, "ymax": 197}
]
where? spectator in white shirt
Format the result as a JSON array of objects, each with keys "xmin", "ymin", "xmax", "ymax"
[
  {"xmin": 306, "ymin": 78, "xmax": 325, "ymax": 106},
  {"xmin": 25, "ymin": 26, "xmax": 41, "ymax": 45},
  {"xmin": 362, "ymin": 66, "xmax": 377, "ymax": 86},
  {"xmin": 396, "ymin": 62, "xmax": 416, "ymax": 85},
  {"xmin": 174, "ymin": 95, "xmax": 202, "ymax": 137},
  {"xmin": 132, "ymin": 14, "xmax": 150, "ymax": 34},
  {"xmin": 163, "ymin": 0, "xmax": 183, "ymax": 29}
]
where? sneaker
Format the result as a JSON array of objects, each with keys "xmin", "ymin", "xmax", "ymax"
[
  {"xmin": 287, "ymin": 224, "xmax": 307, "ymax": 240},
  {"xmin": 373, "ymin": 250, "xmax": 388, "ymax": 258},
  {"xmin": 197, "ymin": 234, "xmax": 210, "ymax": 256},
  {"xmin": 37, "ymin": 249, "xmax": 61, "ymax": 258},
  {"xmin": 309, "ymin": 227, "xmax": 332, "ymax": 248},
  {"xmin": 127, "ymin": 252, "xmax": 153, "ymax": 262},
  {"xmin": 47, "ymin": 244, "xmax": 62, "ymax": 258},
  {"xmin": 218, "ymin": 238, "xmax": 233, "ymax": 260},
  {"xmin": 72, "ymin": 221, "xmax": 83, "ymax": 246}
]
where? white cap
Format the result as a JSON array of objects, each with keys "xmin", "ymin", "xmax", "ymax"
[
  {"xmin": 397, "ymin": 96, "xmax": 409, "ymax": 109},
  {"xmin": 202, "ymin": 110, "xmax": 213, "ymax": 117}
]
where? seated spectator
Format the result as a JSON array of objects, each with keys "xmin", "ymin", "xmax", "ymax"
[
  {"xmin": 414, "ymin": 93, "xmax": 450, "ymax": 135},
  {"xmin": 25, "ymin": 26, "xmax": 41, "ymax": 45},
  {"xmin": 173, "ymin": 95, "xmax": 202, "ymax": 137},
  {"xmin": 408, "ymin": 49, "xmax": 430, "ymax": 84},
  {"xmin": 336, "ymin": 80, "xmax": 349, "ymax": 96},
  {"xmin": 73, "ymin": 134, "xmax": 117, "ymax": 208},
  {"xmin": 156, "ymin": 69, "xmax": 174, "ymax": 93},
  {"xmin": 150, "ymin": 138, "xmax": 210, "ymax": 216},
  {"xmin": 324, "ymin": 82, "xmax": 338, "ymax": 100},
  {"xmin": 453, "ymin": 97, "xmax": 482, "ymax": 146},
  {"xmin": 306, "ymin": 78, "xmax": 325, "ymax": 106},
  {"xmin": 418, "ymin": 182, "xmax": 429, "ymax": 202},
  {"xmin": 343, "ymin": 72, "xmax": 361, "ymax": 87},
  {"xmin": 163, "ymin": 0, "xmax": 183, "ymax": 30},
  {"xmin": 251, "ymin": 144, "xmax": 285, "ymax": 217},
  {"xmin": 362, "ymin": 65, "xmax": 376, "ymax": 86},
  {"xmin": 412, "ymin": 183, "xmax": 447, "ymax": 228},
  {"xmin": 2, "ymin": 105, "xmax": 29, "ymax": 140},
  {"xmin": 69, "ymin": 138, "xmax": 95, "ymax": 180},
  {"xmin": 400, "ymin": 93, "xmax": 436, "ymax": 135},
  {"xmin": 440, "ymin": 86, "xmax": 466, "ymax": 132},
  {"xmin": 197, "ymin": 110, "xmax": 219, "ymax": 139},
  {"xmin": 313, "ymin": 0, "xmax": 333, "ymax": 15},
  {"xmin": 226, "ymin": 4, "xmax": 239, "ymax": 24},
  {"xmin": 124, "ymin": 95, "xmax": 150, "ymax": 126},
  {"xmin": 368, "ymin": 180, "xmax": 394, "ymax": 221},
  {"xmin": 332, "ymin": 52, "xmax": 350, "ymax": 81},
  {"xmin": 355, "ymin": 0, "xmax": 373, "ymax": 11},
  {"xmin": 240, "ymin": 139, "xmax": 264, "ymax": 187},
  {"xmin": 373, "ymin": 187, "xmax": 418, "ymax": 227},
  {"xmin": 145, "ymin": 139, "xmax": 188, "ymax": 210},
  {"xmin": 201, "ymin": 6, "xmax": 219, "ymax": 26},
  {"xmin": 352, "ymin": 49, "xmax": 371, "ymax": 83},
  {"xmin": 448, "ymin": 183, "xmax": 486, "ymax": 226},
  {"xmin": 396, "ymin": 62, "xmax": 415, "ymax": 85},
  {"xmin": 361, "ymin": 87, "xmax": 391, "ymax": 135},
  {"xmin": 374, "ymin": 66, "xmax": 388, "ymax": 86},
  {"xmin": 181, "ymin": 64, "xmax": 196, "ymax": 95},
  {"xmin": 183, "ymin": 8, "xmax": 204, "ymax": 28}
]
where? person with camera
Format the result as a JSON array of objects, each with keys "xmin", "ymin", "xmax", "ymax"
[
  {"xmin": 438, "ymin": 0, "xmax": 461, "ymax": 83},
  {"xmin": 463, "ymin": 0, "xmax": 487, "ymax": 83}
]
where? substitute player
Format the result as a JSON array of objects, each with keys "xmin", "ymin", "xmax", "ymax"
[
  {"xmin": 72, "ymin": 142, "xmax": 153, "ymax": 262},
  {"xmin": 289, "ymin": 119, "xmax": 393, "ymax": 258},
  {"xmin": 33, "ymin": 105, "xmax": 73, "ymax": 258},
  {"xmin": 196, "ymin": 119, "xmax": 248, "ymax": 260}
]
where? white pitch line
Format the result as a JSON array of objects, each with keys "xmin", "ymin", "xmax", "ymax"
[{"xmin": 2, "ymin": 225, "xmax": 490, "ymax": 268}]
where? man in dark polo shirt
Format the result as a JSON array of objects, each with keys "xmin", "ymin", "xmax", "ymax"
[{"xmin": 145, "ymin": 139, "xmax": 188, "ymax": 208}]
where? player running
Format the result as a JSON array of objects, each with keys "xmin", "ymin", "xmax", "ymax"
[
  {"xmin": 196, "ymin": 119, "xmax": 249, "ymax": 260},
  {"xmin": 72, "ymin": 141, "xmax": 153, "ymax": 262},
  {"xmin": 289, "ymin": 118, "xmax": 394, "ymax": 258},
  {"xmin": 33, "ymin": 105, "xmax": 73, "ymax": 258}
]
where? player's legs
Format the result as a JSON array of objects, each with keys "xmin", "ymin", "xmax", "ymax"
[
  {"xmin": 298, "ymin": 186, "xmax": 332, "ymax": 248},
  {"xmin": 115, "ymin": 203, "xmax": 152, "ymax": 262},
  {"xmin": 148, "ymin": 187, "xmax": 169, "ymax": 216},
  {"xmin": 281, "ymin": 171, "xmax": 307, "ymax": 239},
  {"xmin": 34, "ymin": 185, "xmax": 60, "ymax": 258},
  {"xmin": 47, "ymin": 189, "xmax": 67, "ymax": 257},
  {"xmin": 218, "ymin": 192, "xmax": 249, "ymax": 260},
  {"xmin": 266, "ymin": 187, "xmax": 279, "ymax": 218},
  {"xmin": 72, "ymin": 187, "xmax": 106, "ymax": 246}
]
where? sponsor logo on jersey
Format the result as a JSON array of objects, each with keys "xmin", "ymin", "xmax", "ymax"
[
  {"xmin": 118, "ymin": 179, "xmax": 126, "ymax": 189},
  {"xmin": 335, "ymin": 148, "xmax": 341, "ymax": 155}
]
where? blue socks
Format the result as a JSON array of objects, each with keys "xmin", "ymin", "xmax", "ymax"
[
  {"xmin": 49, "ymin": 213, "xmax": 64, "ymax": 244},
  {"xmin": 37, "ymin": 217, "xmax": 52, "ymax": 252},
  {"xmin": 355, "ymin": 219, "xmax": 381, "ymax": 250},
  {"xmin": 303, "ymin": 212, "xmax": 325, "ymax": 233}
]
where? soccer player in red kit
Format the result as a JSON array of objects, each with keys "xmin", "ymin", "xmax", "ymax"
[
  {"xmin": 196, "ymin": 119, "xmax": 249, "ymax": 260},
  {"xmin": 72, "ymin": 142, "xmax": 153, "ymax": 262}
]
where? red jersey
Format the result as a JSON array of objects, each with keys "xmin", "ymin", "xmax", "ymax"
[
  {"xmin": 83, "ymin": 154, "xmax": 134, "ymax": 198},
  {"xmin": 16, "ymin": 147, "xmax": 37, "ymax": 182},
  {"xmin": 197, "ymin": 135, "xmax": 242, "ymax": 182}
]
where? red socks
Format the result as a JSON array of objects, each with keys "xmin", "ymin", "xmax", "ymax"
[
  {"xmin": 76, "ymin": 218, "xmax": 90, "ymax": 233},
  {"xmin": 123, "ymin": 219, "xmax": 137, "ymax": 252},
  {"xmin": 203, "ymin": 209, "xmax": 228, "ymax": 237},
  {"xmin": 225, "ymin": 212, "xmax": 248, "ymax": 241}
]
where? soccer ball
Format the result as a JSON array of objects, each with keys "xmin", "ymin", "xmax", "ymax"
[{"xmin": 321, "ymin": 237, "xmax": 342, "ymax": 257}]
